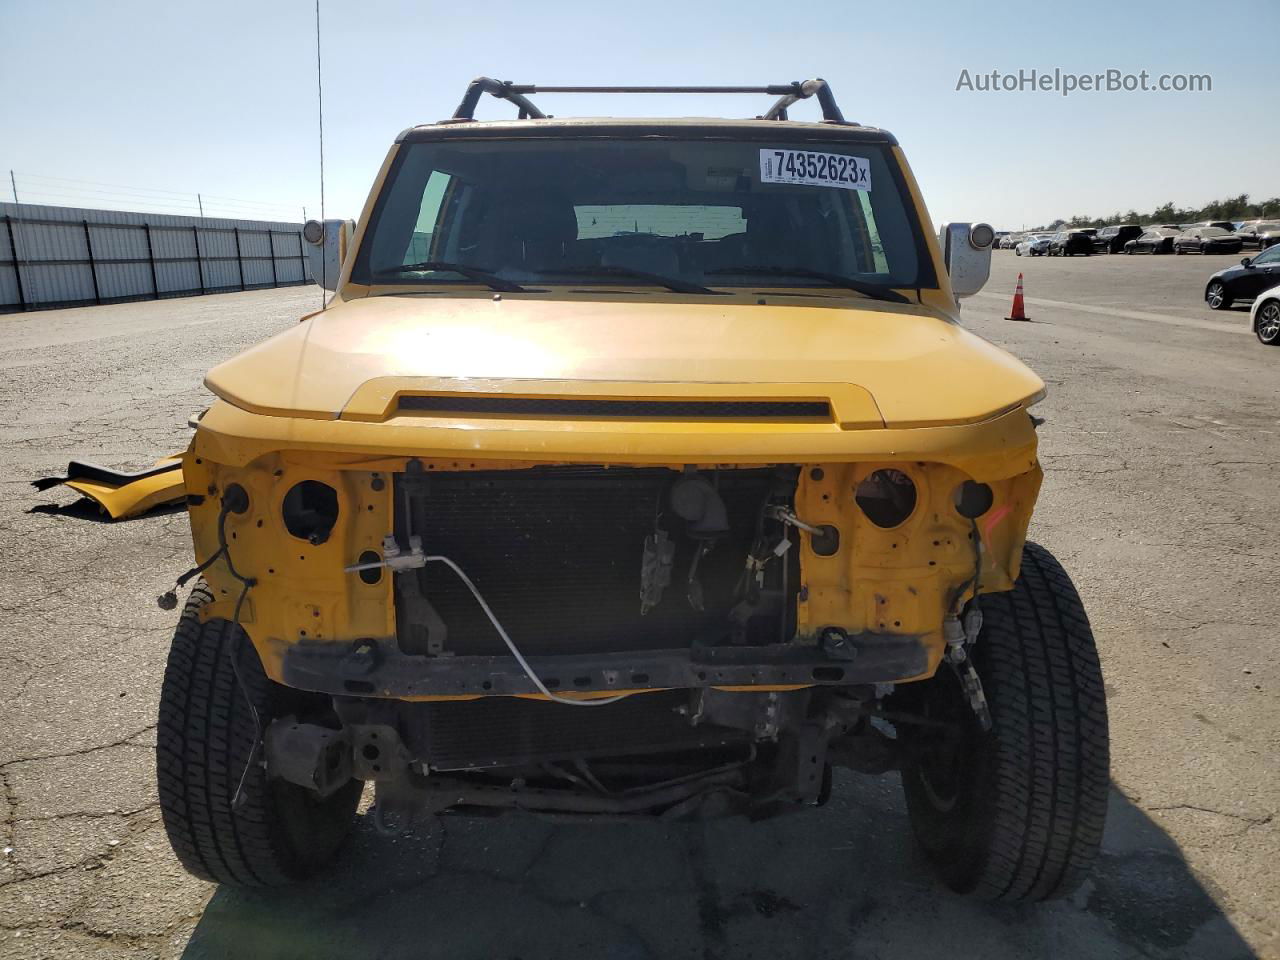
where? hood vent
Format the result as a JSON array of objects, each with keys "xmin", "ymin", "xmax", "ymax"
[{"xmin": 397, "ymin": 395, "xmax": 832, "ymax": 420}]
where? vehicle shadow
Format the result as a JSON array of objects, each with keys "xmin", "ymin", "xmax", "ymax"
[
  {"xmin": 182, "ymin": 776, "xmax": 1256, "ymax": 960},
  {"xmin": 26, "ymin": 497, "xmax": 186, "ymax": 522}
]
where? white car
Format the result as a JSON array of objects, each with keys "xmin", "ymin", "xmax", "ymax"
[
  {"xmin": 1251, "ymin": 283, "xmax": 1280, "ymax": 346},
  {"xmin": 1015, "ymin": 234, "xmax": 1052, "ymax": 257}
]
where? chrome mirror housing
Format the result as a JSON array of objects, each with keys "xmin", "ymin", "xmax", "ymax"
[
  {"xmin": 303, "ymin": 218, "xmax": 355, "ymax": 292},
  {"xmin": 939, "ymin": 222, "xmax": 995, "ymax": 299}
]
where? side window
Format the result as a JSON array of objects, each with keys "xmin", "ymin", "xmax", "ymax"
[
  {"xmin": 853, "ymin": 191, "xmax": 889, "ymax": 273},
  {"xmin": 1254, "ymin": 245, "xmax": 1280, "ymax": 265},
  {"xmin": 405, "ymin": 171, "xmax": 452, "ymax": 264}
]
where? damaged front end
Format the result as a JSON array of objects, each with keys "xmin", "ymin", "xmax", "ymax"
[{"xmin": 184, "ymin": 421, "xmax": 1040, "ymax": 820}]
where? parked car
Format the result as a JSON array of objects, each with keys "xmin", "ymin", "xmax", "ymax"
[
  {"xmin": 1193, "ymin": 220, "xmax": 1237, "ymax": 232},
  {"xmin": 1125, "ymin": 228, "xmax": 1179, "ymax": 254},
  {"xmin": 1173, "ymin": 227, "xmax": 1243, "ymax": 255},
  {"xmin": 1015, "ymin": 233, "xmax": 1053, "ymax": 256},
  {"xmin": 1093, "ymin": 225, "xmax": 1142, "ymax": 254},
  {"xmin": 1203, "ymin": 243, "xmax": 1280, "ymax": 310},
  {"xmin": 1048, "ymin": 230, "xmax": 1093, "ymax": 256},
  {"xmin": 1251, "ymin": 283, "xmax": 1280, "ymax": 345},
  {"xmin": 1237, "ymin": 221, "xmax": 1280, "ymax": 250},
  {"xmin": 1233, "ymin": 222, "xmax": 1264, "ymax": 248}
]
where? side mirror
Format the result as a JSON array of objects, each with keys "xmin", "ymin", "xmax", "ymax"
[
  {"xmin": 939, "ymin": 222, "xmax": 995, "ymax": 298},
  {"xmin": 1242, "ymin": 257, "xmax": 1253, "ymax": 268},
  {"xmin": 303, "ymin": 218, "xmax": 355, "ymax": 292}
]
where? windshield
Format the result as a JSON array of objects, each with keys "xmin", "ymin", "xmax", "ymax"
[
  {"xmin": 351, "ymin": 138, "xmax": 933, "ymax": 294},
  {"xmin": 1200, "ymin": 227, "xmax": 1229, "ymax": 236}
]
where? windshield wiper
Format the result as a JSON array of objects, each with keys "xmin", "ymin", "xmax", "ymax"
[
  {"xmin": 374, "ymin": 261, "xmax": 529, "ymax": 293},
  {"xmin": 706, "ymin": 266, "xmax": 910, "ymax": 304},
  {"xmin": 536, "ymin": 265, "xmax": 720, "ymax": 296}
]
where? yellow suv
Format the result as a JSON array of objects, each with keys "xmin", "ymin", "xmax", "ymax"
[{"xmin": 157, "ymin": 78, "xmax": 1108, "ymax": 899}]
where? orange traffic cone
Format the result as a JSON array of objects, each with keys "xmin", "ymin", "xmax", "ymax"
[{"xmin": 1006, "ymin": 273, "xmax": 1029, "ymax": 321}]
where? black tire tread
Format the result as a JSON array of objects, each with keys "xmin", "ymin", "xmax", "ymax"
[
  {"xmin": 975, "ymin": 541, "xmax": 1109, "ymax": 900},
  {"xmin": 156, "ymin": 586, "xmax": 356, "ymax": 886},
  {"xmin": 901, "ymin": 541, "xmax": 1110, "ymax": 902}
]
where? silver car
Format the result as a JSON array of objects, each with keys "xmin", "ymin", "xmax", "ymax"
[{"xmin": 1015, "ymin": 233, "xmax": 1053, "ymax": 257}]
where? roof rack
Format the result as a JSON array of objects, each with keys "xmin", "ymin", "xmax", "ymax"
[{"xmin": 449, "ymin": 77, "xmax": 849, "ymax": 124}]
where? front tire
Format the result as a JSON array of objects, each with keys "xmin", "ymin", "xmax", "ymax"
[
  {"xmin": 1257, "ymin": 301, "xmax": 1280, "ymax": 345},
  {"xmin": 156, "ymin": 585, "xmax": 362, "ymax": 887},
  {"xmin": 1206, "ymin": 281, "xmax": 1231, "ymax": 311},
  {"xmin": 898, "ymin": 542, "xmax": 1110, "ymax": 901}
]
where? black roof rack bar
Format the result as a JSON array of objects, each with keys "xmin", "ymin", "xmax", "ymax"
[
  {"xmin": 453, "ymin": 78, "xmax": 548, "ymax": 121},
  {"xmin": 762, "ymin": 79, "xmax": 845, "ymax": 123},
  {"xmin": 450, "ymin": 77, "xmax": 847, "ymax": 123}
]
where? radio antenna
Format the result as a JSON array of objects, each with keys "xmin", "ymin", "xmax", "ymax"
[{"xmin": 314, "ymin": 0, "xmax": 327, "ymax": 305}]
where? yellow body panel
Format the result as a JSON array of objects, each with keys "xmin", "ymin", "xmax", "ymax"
[{"xmin": 204, "ymin": 294, "xmax": 1042, "ymax": 430}]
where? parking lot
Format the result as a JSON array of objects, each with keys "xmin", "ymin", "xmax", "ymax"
[{"xmin": 1, "ymin": 251, "xmax": 1277, "ymax": 960}]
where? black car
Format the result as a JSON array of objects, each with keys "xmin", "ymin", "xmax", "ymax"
[
  {"xmin": 1124, "ymin": 228, "xmax": 1179, "ymax": 254},
  {"xmin": 1048, "ymin": 230, "xmax": 1093, "ymax": 256},
  {"xmin": 1174, "ymin": 227, "xmax": 1243, "ymax": 255},
  {"xmin": 1093, "ymin": 224, "xmax": 1142, "ymax": 254},
  {"xmin": 1235, "ymin": 221, "xmax": 1280, "ymax": 250},
  {"xmin": 1203, "ymin": 244, "xmax": 1280, "ymax": 310}
]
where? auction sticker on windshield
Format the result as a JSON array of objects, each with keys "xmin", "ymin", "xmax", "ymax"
[{"xmin": 759, "ymin": 149, "xmax": 871, "ymax": 191}]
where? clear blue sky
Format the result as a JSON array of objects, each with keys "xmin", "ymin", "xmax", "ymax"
[{"xmin": 2, "ymin": 0, "xmax": 1275, "ymax": 229}]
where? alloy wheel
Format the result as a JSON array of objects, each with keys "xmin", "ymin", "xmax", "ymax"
[{"xmin": 1258, "ymin": 304, "xmax": 1280, "ymax": 344}]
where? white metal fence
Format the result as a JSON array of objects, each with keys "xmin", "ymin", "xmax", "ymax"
[{"xmin": 0, "ymin": 202, "xmax": 313, "ymax": 313}]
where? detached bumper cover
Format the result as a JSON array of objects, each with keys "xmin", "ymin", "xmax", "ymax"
[
  {"xmin": 280, "ymin": 633, "xmax": 928, "ymax": 699},
  {"xmin": 32, "ymin": 458, "xmax": 186, "ymax": 520}
]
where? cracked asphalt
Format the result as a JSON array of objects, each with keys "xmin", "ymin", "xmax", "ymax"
[{"xmin": 1, "ymin": 254, "xmax": 1277, "ymax": 959}]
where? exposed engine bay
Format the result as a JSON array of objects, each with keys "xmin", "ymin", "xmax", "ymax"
[
  {"xmin": 268, "ymin": 681, "xmax": 911, "ymax": 822},
  {"xmin": 397, "ymin": 464, "xmax": 806, "ymax": 658},
  {"xmin": 266, "ymin": 461, "xmax": 974, "ymax": 820}
]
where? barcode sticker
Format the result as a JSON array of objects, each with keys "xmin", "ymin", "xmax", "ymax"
[{"xmin": 759, "ymin": 149, "xmax": 871, "ymax": 191}]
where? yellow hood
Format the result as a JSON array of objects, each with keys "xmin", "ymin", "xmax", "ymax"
[{"xmin": 204, "ymin": 293, "xmax": 1043, "ymax": 429}]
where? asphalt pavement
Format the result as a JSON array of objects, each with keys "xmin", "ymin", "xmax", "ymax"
[{"xmin": 0, "ymin": 252, "xmax": 1276, "ymax": 959}]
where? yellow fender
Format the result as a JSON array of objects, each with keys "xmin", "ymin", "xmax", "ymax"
[{"xmin": 32, "ymin": 457, "xmax": 186, "ymax": 520}]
